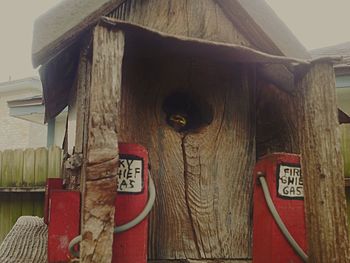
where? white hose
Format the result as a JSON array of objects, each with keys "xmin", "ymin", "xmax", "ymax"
[
  {"xmin": 258, "ymin": 176, "xmax": 308, "ymax": 262},
  {"xmin": 68, "ymin": 174, "xmax": 156, "ymax": 258}
]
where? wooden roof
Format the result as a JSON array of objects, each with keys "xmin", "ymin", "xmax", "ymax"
[
  {"xmin": 32, "ymin": 0, "xmax": 310, "ymax": 67},
  {"xmin": 310, "ymin": 42, "xmax": 350, "ymax": 70}
]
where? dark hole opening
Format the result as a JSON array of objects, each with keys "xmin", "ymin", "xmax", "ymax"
[{"xmin": 162, "ymin": 92, "xmax": 213, "ymax": 133}]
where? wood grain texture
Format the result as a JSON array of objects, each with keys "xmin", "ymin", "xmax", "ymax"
[
  {"xmin": 64, "ymin": 42, "xmax": 92, "ymax": 190},
  {"xmin": 23, "ymin": 149, "xmax": 35, "ymax": 186},
  {"xmin": 118, "ymin": 56, "xmax": 255, "ymax": 260},
  {"xmin": 1, "ymin": 150, "xmax": 14, "ymax": 187},
  {"xmin": 48, "ymin": 146, "xmax": 62, "ymax": 178},
  {"xmin": 256, "ymin": 81, "xmax": 299, "ymax": 158},
  {"xmin": 34, "ymin": 148, "xmax": 48, "ymax": 186},
  {"xmin": 341, "ymin": 124, "xmax": 350, "ymax": 177},
  {"xmin": 112, "ymin": 0, "xmax": 251, "ymax": 46},
  {"xmin": 80, "ymin": 25, "xmax": 124, "ymax": 263},
  {"xmin": 295, "ymin": 63, "xmax": 350, "ymax": 262}
]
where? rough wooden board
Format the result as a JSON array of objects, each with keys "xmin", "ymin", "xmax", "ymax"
[
  {"xmin": 256, "ymin": 81, "xmax": 299, "ymax": 158},
  {"xmin": 34, "ymin": 148, "xmax": 48, "ymax": 186},
  {"xmin": 23, "ymin": 149, "xmax": 35, "ymax": 186},
  {"xmin": 119, "ymin": 55, "xmax": 255, "ymax": 259},
  {"xmin": 117, "ymin": 0, "xmax": 251, "ymax": 47},
  {"xmin": 32, "ymin": 0, "xmax": 124, "ymax": 67},
  {"xmin": 295, "ymin": 63, "xmax": 350, "ymax": 262},
  {"xmin": 1, "ymin": 150, "xmax": 14, "ymax": 187},
  {"xmin": 101, "ymin": 18, "xmax": 308, "ymax": 66},
  {"xmin": 80, "ymin": 25, "xmax": 124, "ymax": 262},
  {"xmin": 12, "ymin": 150, "xmax": 24, "ymax": 187},
  {"xmin": 48, "ymin": 146, "xmax": 62, "ymax": 178},
  {"xmin": 341, "ymin": 124, "xmax": 350, "ymax": 177}
]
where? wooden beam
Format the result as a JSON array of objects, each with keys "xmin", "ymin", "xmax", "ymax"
[
  {"xmin": 80, "ymin": 25, "xmax": 124, "ymax": 262},
  {"xmin": 32, "ymin": 0, "xmax": 124, "ymax": 67},
  {"xmin": 295, "ymin": 62, "xmax": 350, "ymax": 262}
]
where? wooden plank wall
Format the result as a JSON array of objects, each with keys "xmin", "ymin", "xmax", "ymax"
[
  {"xmin": 118, "ymin": 55, "xmax": 255, "ymax": 261},
  {"xmin": 342, "ymin": 125, "xmax": 350, "ymax": 229},
  {"xmin": 0, "ymin": 146, "xmax": 62, "ymax": 243}
]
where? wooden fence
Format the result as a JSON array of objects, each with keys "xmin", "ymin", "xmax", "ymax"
[{"xmin": 0, "ymin": 146, "xmax": 62, "ymax": 242}]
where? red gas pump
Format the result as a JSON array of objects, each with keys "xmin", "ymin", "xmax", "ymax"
[
  {"xmin": 46, "ymin": 143, "xmax": 154, "ymax": 263},
  {"xmin": 253, "ymin": 153, "xmax": 308, "ymax": 263}
]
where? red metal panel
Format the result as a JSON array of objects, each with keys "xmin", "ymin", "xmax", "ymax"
[
  {"xmin": 44, "ymin": 178, "xmax": 63, "ymax": 224},
  {"xmin": 112, "ymin": 143, "xmax": 149, "ymax": 263},
  {"xmin": 253, "ymin": 153, "xmax": 307, "ymax": 263},
  {"xmin": 48, "ymin": 190, "xmax": 80, "ymax": 263}
]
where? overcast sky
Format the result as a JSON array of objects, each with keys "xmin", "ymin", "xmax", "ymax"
[{"xmin": 0, "ymin": 0, "xmax": 350, "ymax": 83}]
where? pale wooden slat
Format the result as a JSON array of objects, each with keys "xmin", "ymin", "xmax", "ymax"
[
  {"xmin": 23, "ymin": 148, "xmax": 35, "ymax": 186},
  {"xmin": 12, "ymin": 149, "xmax": 24, "ymax": 187},
  {"xmin": 1, "ymin": 150, "xmax": 14, "ymax": 187},
  {"xmin": 48, "ymin": 146, "xmax": 62, "ymax": 178},
  {"xmin": 34, "ymin": 148, "xmax": 48, "ymax": 186}
]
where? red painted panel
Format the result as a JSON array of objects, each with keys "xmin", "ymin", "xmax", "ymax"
[
  {"xmin": 113, "ymin": 143, "xmax": 149, "ymax": 263},
  {"xmin": 48, "ymin": 190, "xmax": 80, "ymax": 263},
  {"xmin": 253, "ymin": 153, "xmax": 307, "ymax": 263},
  {"xmin": 44, "ymin": 178, "xmax": 63, "ymax": 224}
]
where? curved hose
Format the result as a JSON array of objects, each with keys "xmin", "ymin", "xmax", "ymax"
[
  {"xmin": 258, "ymin": 176, "xmax": 308, "ymax": 262},
  {"xmin": 69, "ymin": 174, "xmax": 156, "ymax": 258}
]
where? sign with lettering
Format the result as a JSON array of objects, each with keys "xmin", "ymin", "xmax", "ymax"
[
  {"xmin": 117, "ymin": 155, "xmax": 143, "ymax": 193},
  {"xmin": 277, "ymin": 164, "xmax": 304, "ymax": 199}
]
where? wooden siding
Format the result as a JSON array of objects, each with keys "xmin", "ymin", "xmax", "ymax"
[
  {"xmin": 0, "ymin": 146, "xmax": 62, "ymax": 243},
  {"xmin": 118, "ymin": 55, "xmax": 256, "ymax": 260},
  {"xmin": 108, "ymin": 0, "xmax": 252, "ymax": 47}
]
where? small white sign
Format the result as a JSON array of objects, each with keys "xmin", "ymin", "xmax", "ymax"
[
  {"xmin": 277, "ymin": 164, "xmax": 304, "ymax": 199},
  {"xmin": 117, "ymin": 157, "xmax": 143, "ymax": 193}
]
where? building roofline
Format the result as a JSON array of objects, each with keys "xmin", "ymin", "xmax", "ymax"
[{"xmin": 0, "ymin": 77, "xmax": 42, "ymax": 94}]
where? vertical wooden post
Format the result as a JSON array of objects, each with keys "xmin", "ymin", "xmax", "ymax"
[
  {"xmin": 295, "ymin": 62, "xmax": 350, "ymax": 263},
  {"xmin": 80, "ymin": 25, "xmax": 124, "ymax": 262}
]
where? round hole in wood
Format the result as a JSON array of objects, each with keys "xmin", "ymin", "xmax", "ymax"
[{"xmin": 162, "ymin": 92, "xmax": 213, "ymax": 133}]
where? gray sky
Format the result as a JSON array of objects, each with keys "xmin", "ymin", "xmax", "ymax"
[{"xmin": 0, "ymin": 0, "xmax": 350, "ymax": 82}]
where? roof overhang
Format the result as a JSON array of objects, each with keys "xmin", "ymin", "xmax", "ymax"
[
  {"xmin": 32, "ymin": 0, "xmax": 311, "ymax": 68},
  {"xmin": 0, "ymin": 77, "xmax": 42, "ymax": 94},
  {"xmin": 32, "ymin": 0, "xmax": 124, "ymax": 67}
]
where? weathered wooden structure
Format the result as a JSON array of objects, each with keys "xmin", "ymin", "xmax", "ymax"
[{"xmin": 32, "ymin": 0, "xmax": 350, "ymax": 262}]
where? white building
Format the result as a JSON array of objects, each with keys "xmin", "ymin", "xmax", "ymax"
[{"xmin": 0, "ymin": 77, "xmax": 47, "ymax": 150}]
